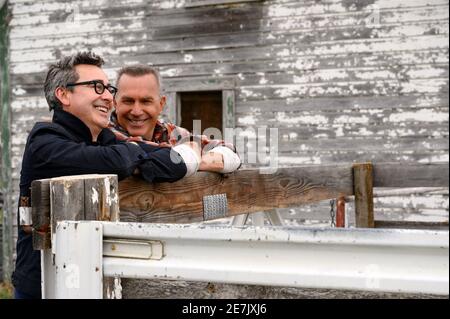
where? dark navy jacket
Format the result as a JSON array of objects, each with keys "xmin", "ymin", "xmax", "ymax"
[{"xmin": 12, "ymin": 109, "xmax": 187, "ymax": 298}]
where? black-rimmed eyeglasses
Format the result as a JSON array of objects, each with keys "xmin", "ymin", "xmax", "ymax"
[{"xmin": 66, "ymin": 80, "xmax": 118, "ymax": 97}]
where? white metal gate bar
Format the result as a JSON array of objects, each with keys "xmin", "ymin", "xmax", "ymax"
[
  {"xmin": 99, "ymin": 222, "xmax": 449, "ymax": 296},
  {"xmin": 44, "ymin": 221, "xmax": 448, "ymax": 298}
]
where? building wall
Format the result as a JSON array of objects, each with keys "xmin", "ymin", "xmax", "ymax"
[
  {"xmin": 5, "ymin": 0, "xmax": 449, "ymax": 230},
  {"xmin": 1, "ymin": 0, "xmax": 11, "ymax": 282}
]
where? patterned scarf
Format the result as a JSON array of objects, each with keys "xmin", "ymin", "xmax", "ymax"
[{"xmin": 109, "ymin": 111, "xmax": 235, "ymax": 153}]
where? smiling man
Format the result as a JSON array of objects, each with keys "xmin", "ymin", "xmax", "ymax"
[
  {"xmin": 114, "ymin": 69, "xmax": 162, "ymax": 140},
  {"xmin": 12, "ymin": 52, "xmax": 193, "ymax": 299},
  {"xmin": 111, "ymin": 65, "xmax": 241, "ymax": 173}
]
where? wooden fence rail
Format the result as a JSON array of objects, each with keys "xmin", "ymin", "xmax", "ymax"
[{"xmin": 31, "ymin": 162, "xmax": 449, "ymax": 250}]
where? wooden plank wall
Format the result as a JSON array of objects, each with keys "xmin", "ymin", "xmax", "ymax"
[{"xmin": 5, "ymin": 0, "xmax": 449, "ymax": 230}]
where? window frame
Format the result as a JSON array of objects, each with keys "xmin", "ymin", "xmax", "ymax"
[{"xmin": 163, "ymin": 77, "xmax": 236, "ymax": 130}]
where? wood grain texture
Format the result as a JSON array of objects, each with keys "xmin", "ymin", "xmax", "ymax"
[
  {"xmin": 31, "ymin": 179, "xmax": 51, "ymax": 250},
  {"xmin": 50, "ymin": 176, "xmax": 85, "ymax": 235},
  {"xmin": 353, "ymin": 163, "xmax": 375, "ymax": 228},
  {"xmin": 43, "ymin": 174, "xmax": 119, "ymax": 244},
  {"xmin": 119, "ymin": 165, "xmax": 354, "ymax": 223},
  {"xmin": 84, "ymin": 176, "xmax": 120, "ymax": 222},
  {"xmin": 373, "ymin": 163, "xmax": 449, "ymax": 187}
]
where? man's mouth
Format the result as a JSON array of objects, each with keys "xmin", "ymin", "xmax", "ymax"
[
  {"xmin": 94, "ymin": 105, "xmax": 109, "ymax": 114},
  {"xmin": 127, "ymin": 118, "xmax": 150, "ymax": 126}
]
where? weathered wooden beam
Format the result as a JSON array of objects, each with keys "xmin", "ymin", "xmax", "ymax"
[
  {"xmin": 84, "ymin": 177, "xmax": 120, "ymax": 222},
  {"xmin": 118, "ymin": 164, "xmax": 354, "ymax": 223},
  {"xmin": 49, "ymin": 174, "xmax": 119, "ymax": 235},
  {"xmin": 31, "ymin": 162, "xmax": 448, "ymax": 232},
  {"xmin": 373, "ymin": 163, "xmax": 449, "ymax": 188},
  {"xmin": 353, "ymin": 163, "xmax": 374, "ymax": 228},
  {"xmin": 32, "ymin": 174, "xmax": 120, "ymax": 249},
  {"xmin": 31, "ymin": 179, "xmax": 51, "ymax": 250}
]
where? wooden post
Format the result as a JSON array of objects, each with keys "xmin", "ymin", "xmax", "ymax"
[
  {"xmin": 353, "ymin": 163, "xmax": 374, "ymax": 228},
  {"xmin": 49, "ymin": 174, "xmax": 119, "ymax": 236},
  {"xmin": 50, "ymin": 174, "xmax": 119, "ymax": 299},
  {"xmin": 34, "ymin": 174, "xmax": 119, "ymax": 299},
  {"xmin": 31, "ymin": 179, "xmax": 51, "ymax": 250}
]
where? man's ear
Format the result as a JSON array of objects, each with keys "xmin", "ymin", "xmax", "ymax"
[
  {"xmin": 159, "ymin": 95, "xmax": 166, "ymax": 113},
  {"xmin": 55, "ymin": 87, "xmax": 70, "ymax": 108}
]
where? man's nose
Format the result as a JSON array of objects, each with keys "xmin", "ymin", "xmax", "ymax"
[
  {"xmin": 100, "ymin": 89, "xmax": 114, "ymax": 102},
  {"xmin": 130, "ymin": 104, "xmax": 144, "ymax": 116}
]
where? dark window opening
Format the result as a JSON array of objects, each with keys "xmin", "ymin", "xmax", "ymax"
[{"xmin": 180, "ymin": 91, "xmax": 222, "ymax": 135}]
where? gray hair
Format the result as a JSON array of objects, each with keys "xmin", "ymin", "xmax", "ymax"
[
  {"xmin": 44, "ymin": 51, "xmax": 104, "ymax": 111},
  {"xmin": 116, "ymin": 64, "xmax": 163, "ymax": 95}
]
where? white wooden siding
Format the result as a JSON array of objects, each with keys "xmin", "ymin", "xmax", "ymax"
[{"xmin": 6, "ymin": 0, "xmax": 449, "ymax": 228}]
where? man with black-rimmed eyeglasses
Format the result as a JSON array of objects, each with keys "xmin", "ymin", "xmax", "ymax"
[
  {"xmin": 12, "ymin": 51, "xmax": 197, "ymax": 299},
  {"xmin": 66, "ymin": 80, "xmax": 118, "ymax": 98}
]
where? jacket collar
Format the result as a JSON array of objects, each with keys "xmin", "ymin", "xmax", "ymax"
[{"xmin": 52, "ymin": 108, "xmax": 115, "ymax": 144}]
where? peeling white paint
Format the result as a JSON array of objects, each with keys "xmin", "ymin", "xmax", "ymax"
[
  {"xmin": 238, "ymin": 115, "xmax": 256, "ymax": 125},
  {"xmin": 240, "ymin": 88, "xmax": 256, "ymax": 98},
  {"xmin": 356, "ymin": 70, "xmax": 393, "ymax": 80},
  {"xmin": 11, "ymin": 18, "xmax": 142, "ymax": 40},
  {"xmin": 277, "ymin": 156, "xmax": 322, "ymax": 165},
  {"xmin": 12, "ymin": 86, "xmax": 27, "ymax": 96},
  {"xmin": 388, "ymin": 128, "xmax": 413, "ymax": 137},
  {"xmin": 276, "ymin": 49, "xmax": 290, "ymax": 57},
  {"xmin": 402, "ymin": 79, "xmax": 448, "ymax": 94},
  {"xmin": 357, "ymin": 127, "xmax": 374, "ymax": 136},
  {"xmin": 388, "ymin": 109, "xmax": 448, "ymax": 122},
  {"xmin": 159, "ymin": 0, "xmax": 185, "ymax": 9},
  {"xmin": 12, "ymin": 61, "xmax": 49, "ymax": 74},
  {"xmin": 377, "ymin": 195, "xmax": 449, "ymax": 210},
  {"xmin": 160, "ymin": 68, "xmax": 178, "ymax": 77},
  {"xmin": 418, "ymin": 154, "xmax": 449, "ymax": 163},
  {"xmin": 408, "ymin": 67, "xmax": 446, "ymax": 78},
  {"xmin": 278, "ymin": 59, "xmax": 318, "ymax": 71},
  {"xmin": 104, "ymin": 177, "xmax": 111, "ymax": 206},
  {"xmin": 335, "ymin": 126, "xmax": 345, "ymax": 137},
  {"xmin": 267, "ymin": 3, "xmax": 344, "ymax": 17},
  {"xmin": 365, "ymin": 109, "xmax": 384, "ymax": 115},
  {"xmin": 259, "ymin": 77, "xmax": 268, "ymax": 85},
  {"xmin": 276, "ymin": 113, "xmax": 328, "ymax": 125},
  {"xmin": 183, "ymin": 54, "xmax": 193, "ymax": 63},
  {"xmin": 91, "ymin": 188, "xmax": 99, "ymax": 205},
  {"xmin": 334, "ymin": 115, "xmax": 369, "ymax": 124},
  {"xmin": 249, "ymin": 107, "xmax": 261, "ymax": 113}
]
